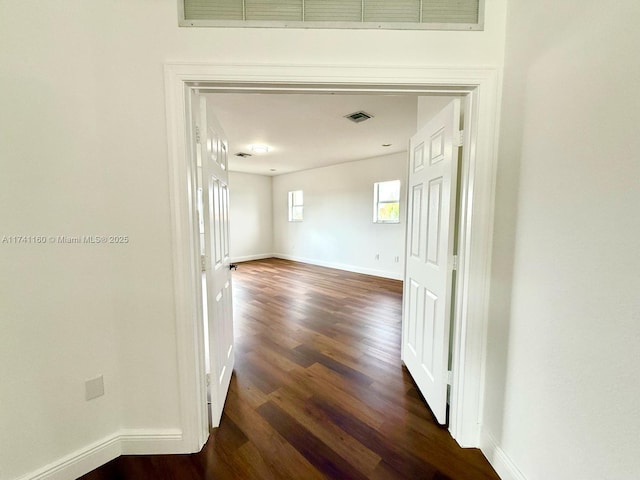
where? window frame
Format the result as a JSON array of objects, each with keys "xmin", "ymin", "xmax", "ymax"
[
  {"xmin": 373, "ymin": 180, "xmax": 401, "ymax": 224},
  {"xmin": 288, "ymin": 190, "xmax": 304, "ymax": 222}
]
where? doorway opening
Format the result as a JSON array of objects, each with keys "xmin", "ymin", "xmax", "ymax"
[
  {"xmin": 200, "ymin": 91, "xmax": 465, "ymax": 430},
  {"xmin": 164, "ymin": 63, "xmax": 500, "ymax": 453}
]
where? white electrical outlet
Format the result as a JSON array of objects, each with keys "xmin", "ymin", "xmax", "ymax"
[
  {"xmin": 85, "ymin": 375, "xmax": 105, "ymax": 401},
  {"xmin": 394, "ymin": 256, "xmax": 400, "ymax": 263}
]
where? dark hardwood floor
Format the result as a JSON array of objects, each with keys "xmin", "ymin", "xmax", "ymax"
[{"xmin": 80, "ymin": 258, "xmax": 499, "ymax": 480}]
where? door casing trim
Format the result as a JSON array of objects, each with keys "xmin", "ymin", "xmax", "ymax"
[{"xmin": 163, "ymin": 62, "xmax": 501, "ymax": 451}]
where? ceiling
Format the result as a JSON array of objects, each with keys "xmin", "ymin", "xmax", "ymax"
[{"xmin": 204, "ymin": 92, "xmax": 421, "ymax": 176}]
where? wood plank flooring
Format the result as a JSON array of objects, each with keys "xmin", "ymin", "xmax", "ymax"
[{"xmin": 80, "ymin": 258, "xmax": 499, "ymax": 480}]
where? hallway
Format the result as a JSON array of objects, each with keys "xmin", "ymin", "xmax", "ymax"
[{"xmin": 82, "ymin": 259, "xmax": 498, "ymax": 479}]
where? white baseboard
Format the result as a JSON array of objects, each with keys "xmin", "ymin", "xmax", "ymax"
[
  {"xmin": 230, "ymin": 253, "xmax": 274, "ymax": 263},
  {"xmin": 119, "ymin": 429, "xmax": 184, "ymax": 455},
  {"xmin": 15, "ymin": 429, "xmax": 183, "ymax": 480},
  {"xmin": 480, "ymin": 430, "xmax": 527, "ymax": 480},
  {"xmin": 273, "ymin": 254, "xmax": 403, "ymax": 280},
  {"xmin": 16, "ymin": 434, "xmax": 121, "ymax": 480}
]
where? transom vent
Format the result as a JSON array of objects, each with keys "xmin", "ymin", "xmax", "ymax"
[{"xmin": 181, "ymin": 0, "xmax": 483, "ymax": 30}]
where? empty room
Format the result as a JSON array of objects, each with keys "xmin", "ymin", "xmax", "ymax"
[
  {"xmin": 2, "ymin": 1, "xmax": 639, "ymax": 480},
  {"xmin": 151, "ymin": 90, "xmax": 489, "ymax": 478}
]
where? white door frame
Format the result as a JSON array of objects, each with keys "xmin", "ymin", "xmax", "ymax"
[{"xmin": 163, "ymin": 63, "xmax": 501, "ymax": 452}]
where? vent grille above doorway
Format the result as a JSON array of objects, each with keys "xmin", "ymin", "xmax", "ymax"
[{"xmin": 180, "ymin": 0, "xmax": 483, "ymax": 30}]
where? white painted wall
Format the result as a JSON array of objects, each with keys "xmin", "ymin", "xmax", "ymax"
[
  {"xmin": 0, "ymin": 0, "xmax": 506, "ymax": 478},
  {"xmin": 417, "ymin": 96, "xmax": 460, "ymax": 128},
  {"xmin": 273, "ymin": 153, "xmax": 407, "ymax": 279},
  {"xmin": 228, "ymin": 172, "xmax": 273, "ymax": 262},
  {"xmin": 483, "ymin": 2, "xmax": 640, "ymax": 479}
]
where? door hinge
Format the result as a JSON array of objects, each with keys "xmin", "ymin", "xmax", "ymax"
[
  {"xmin": 447, "ymin": 370, "xmax": 453, "ymax": 385},
  {"xmin": 206, "ymin": 373, "xmax": 210, "ymax": 386},
  {"xmin": 195, "ymin": 125, "xmax": 201, "ymax": 144},
  {"xmin": 201, "ymin": 254, "xmax": 206, "ymax": 272},
  {"xmin": 456, "ymin": 130, "xmax": 464, "ymax": 147},
  {"xmin": 451, "ymin": 255, "xmax": 458, "ymax": 271}
]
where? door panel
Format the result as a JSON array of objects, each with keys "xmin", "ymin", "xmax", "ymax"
[
  {"xmin": 402, "ymin": 99, "xmax": 460, "ymax": 425},
  {"xmin": 426, "ymin": 177, "xmax": 443, "ymax": 265},
  {"xmin": 410, "ymin": 185, "xmax": 423, "ymax": 258},
  {"xmin": 199, "ymin": 95, "xmax": 234, "ymax": 428}
]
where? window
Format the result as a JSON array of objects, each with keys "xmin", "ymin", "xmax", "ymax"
[
  {"xmin": 180, "ymin": 0, "xmax": 483, "ymax": 31},
  {"xmin": 373, "ymin": 180, "xmax": 400, "ymax": 224},
  {"xmin": 288, "ymin": 190, "xmax": 303, "ymax": 222}
]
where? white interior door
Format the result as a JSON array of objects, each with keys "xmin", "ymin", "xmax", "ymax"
[
  {"xmin": 402, "ymin": 99, "xmax": 461, "ymax": 425},
  {"xmin": 198, "ymin": 94, "xmax": 234, "ymax": 428}
]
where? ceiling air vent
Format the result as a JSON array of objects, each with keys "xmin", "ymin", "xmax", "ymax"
[
  {"xmin": 345, "ymin": 111, "xmax": 374, "ymax": 124},
  {"xmin": 235, "ymin": 152, "xmax": 252, "ymax": 158}
]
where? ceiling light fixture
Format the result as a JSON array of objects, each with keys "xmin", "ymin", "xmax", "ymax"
[
  {"xmin": 250, "ymin": 144, "xmax": 270, "ymax": 154},
  {"xmin": 382, "ymin": 143, "xmax": 392, "ymax": 147}
]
